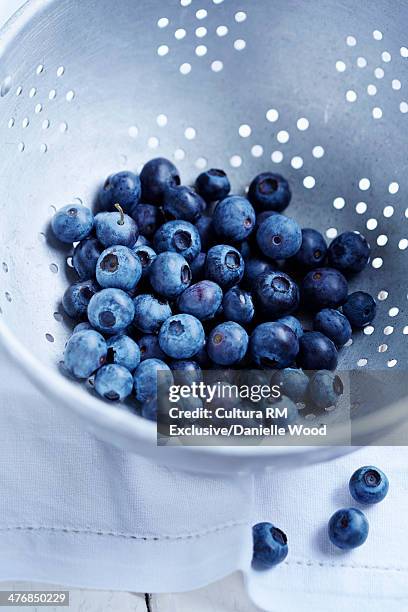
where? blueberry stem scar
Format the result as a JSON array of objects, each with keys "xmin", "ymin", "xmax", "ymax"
[{"xmin": 114, "ymin": 203, "xmax": 125, "ymax": 225}]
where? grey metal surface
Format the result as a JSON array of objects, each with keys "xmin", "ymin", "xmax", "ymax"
[{"xmin": 0, "ymin": 0, "xmax": 406, "ymax": 464}]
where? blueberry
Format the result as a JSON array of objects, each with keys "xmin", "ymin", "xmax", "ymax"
[
  {"xmin": 132, "ymin": 245, "xmax": 157, "ymax": 278},
  {"xmin": 207, "ymin": 321, "xmax": 248, "ymax": 365},
  {"xmin": 298, "ymin": 332, "xmax": 338, "ymax": 370},
  {"xmin": 307, "ymin": 370, "xmax": 344, "ymax": 408},
  {"xmin": 205, "ymin": 245, "xmax": 244, "ymax": 289},
  {"xmin": 106, "ymin": 334, "xmax": 141, "ymax": 371},
  {"xmin": 213, "ymin": 196, "xmax": 256, "ymax": 242},
  {"xmin": 328, "ymin": 231, "xmax": 370, "ymax": 273},
  {"xmin": 272, "ymin": 395, "xmax": 299, "ymax": 428},
  {"xmin": 257, "ymin": 214, "xmax": 302, "ymax": 259},
  {"xmin": 252, "ymin": 522, "xmax": 288, "ymax": 569},
  {"xmin": 272, "ymin": 368, "xmax": 309, "ymax": 403},
  {"xmin": 94, "ymin": 207, "xmax": 138, "ymax": 248},
  {"xmin": 140, "ymin": 157, "xmax": 180, "ymax": 205},
  {"xmin": 222, "ymin": 287, "xmax": 254, "ymax": 324},
  {"xmin": 248, "ymin": 172, "xmax": 291, "ymax": 213},
  {"xmin": 254, "ymin": 271, "xmax": 300, "ymax": 317},
  {"xmin": 293, "ymin": 228, "xmax": 327, "ymax": 269},
  {"xmin": 163, "ymin": 185, "xmax": 205, "ymax": 222},
  {"xmin": 250, "ymin": 322, "xmax": 299, "ymax": 369},
  {"xmin": 133, "ymin": 294, "xmax": 172, "ymax": 334},
  {"xmin": 88, "ymin": 288, "xmax": 135, "ymax": 335},
  {"xmin": 52, "ymin": 204, "xmax": 94, "ymax": 243},
  {"xmin": 170, "ymin": 360, "xmax": 203, "ymax": 385},
  {"xmin": 130, "ymin": 203, "xmax": 163, "ymax": 237},
  {"xmin": 195, "ymin": 216, "xmax": 215, "ymax": 251},
  {"xmin": 243, "ymin": 257, "xmax": 274, "ymax": 289},
  {"xmin": 239, "ymin": 240, "xmax": 253, "ymax": 261},
  {"xmin": 343, "ymin": 291, "xmax": 376, "ymax": 328},
  {"xmin": 95, "ymin": 364, "xmax": 133, "ymax": 401},
  {"xmin": 149, "ymin": 252, "xmax": 192, "ymax": 298},
  {"xmin": 73, "ymin": 322, "xmax": 92, "ymax": 333},
  {"xmin": 73, "ymin": 237, "xmax": 103, "ymax": 279},
  {"xmin": 313, "ymin": 308, "xmax": 352, "ymax": 347},
  {"xmin": 153, "ymin": 220, "xmax": 201, "ymax": 263},
  {"xmin": 133, "ymin": 358, "xmax": 173, "ymax": 402},
  {"xmin": 349, "ymin": 466, "xmax": 389, "ymax": 504},
  {"xmin": 159, "ymin": 314, "xmax": 205, "ymax": 359},
  {"xmin": 138, "ymin": 334, "xmax": 167, "ymax": 361},
  {"xmin": 277, "ymin": 315, "xmax": 303, "ymax": 339},
  {"xmin": 99, "ymin": 171, "xmax": 141, "ymax": 213},
  {"xmin": 328, "ymin": 508, "xmax": 369, "ymax": 550},
  {"xmin": 255, "ymin": 210, "xmax": 279, "ymax": 229},
  {"xmin": 178, "ymin": 280, "xmax": 223, "ymax": 321},
  {"xmin": 62, "ymin": 279, "xmax": 99, "ymax": 319},
  {"xmin": 64, "ymin": 329, "xmax": 107, "ymax": 379},
  {"xmin": 190, "ymin": 252, "xmax": 206, "ymax": 280},
  {"xmin": 195, "ymin": 168, "xmax": 231, "ymax": 202},
  {"xmin": 96, "ymin": 246, "xmax": 142, "ymax": 291},
  {"xmin": 301, "ymin": 268, "xmax": 348, "ymax": 310},
  {"xmin": 141, "ymin": 397, "xmax": 159, "ymax": 422}
]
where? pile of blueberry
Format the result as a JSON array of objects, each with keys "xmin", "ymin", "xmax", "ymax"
[
  {"xmin": 51, "ymin": 157, "xmax": 376, "ymax": 417},
  {"xmin": 252, "ymin": 465, "xmax": 389, "ymax": 569}
]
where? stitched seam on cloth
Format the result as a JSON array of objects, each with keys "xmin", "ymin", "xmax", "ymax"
[
  {"xmin": 0, "ymin": 521, "xmax": 249, "ymax": 541},
  {"xmin": 283, "ymin": 559, "xmax": 408, "ymax": 572}
]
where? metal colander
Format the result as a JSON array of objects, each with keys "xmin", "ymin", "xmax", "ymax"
[{"xmin": 0, "ymin": 0, "xmax": 407, "ymax": 472}]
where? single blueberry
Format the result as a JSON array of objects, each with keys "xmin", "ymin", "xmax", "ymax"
[
  {"xmin": 159, "ymin": 314, "xmax": 205, "ymax": 359},
  {"xmin": 213, "ymin": 196, "xmax": 256, "ymax": 242},
  {"xmin": 307, "ymin": 370, "xmax": 344, "ymax": 409},
  {"xmin": 328, "ymin": 231, "xmax": 370, "ymax": 273},
  {"xmin": 250, "ymin": 322, "xmax": 299, "ymax": 369},
  {"xmin": 62, "ymin": 279, "xmax": 99, "ymax": 320},
  {"xmin": 207, "ymin": 321, "xmax": 248, "ymax": 365},
  {"xmin": 96, "ymin": 246, "xmax": 142, "ymax": 291},
  {"xmin": 88, "ymin": 288, "xmax": 135, "ymax": 335},
  {"xmin": 132, "ymin": 245, "xmax": 157, "ymax": 278},
  {"xmin": 94, "ymin": 208, "xmax": 139, "ymax": 248},
  {"xmin": 205, "ymin": 244, "xmax": 244, "ymax": 289},
  {"xmin": 272, "ymin": 395, "xmax": 299, "ymax": 428},
  {"xmin": 140, "ymin": 157, "xmax": 180, "ymax": 205},
  {"xmin": 298, "ymin": 331, "xmax": 338, "ymax": 370},
  {"xmin": 195, "ymin": 168, "xmax": 231, "ymax": 203},
  {"xmin": 252, "ymin": 522, "xmax": 288, "ymax": 569},
  {"xmin": 141, "ymin": 397, "xmax": 159, "ymax": 422},
  {"xmin": 277, "ymin": 315, "xmax": 303, "ymax": 339},
  {"xmin": 239, "ymin": 240, "xmax": 253, "ymax": 261},
  {"xmin": 52, "ymin": 204, "xmax": 94, "ymax": 243},
  {"xmin": 64, "ymin": 329, "xmax": 107, "ymax": 379},
  {"xmin": 328, "ymin": 508, "xmax": 369, "ymax": 550},
  {"xmin": 301, "ymin": 268, "xmax": 348, "ymax": 310},
  {"xmin": 133, "ymin": 294, "xmax": 172, "ymax": 334},
  {"xmin": 255, "ymin": 210, "xmax": 279, "ymax": 230},
  {"xmin": 257, "ymin": 214, "xmax": 302, "ymax": 259},
  {"xmin": 222, "ymin": 287, "xmax": 255, "ymax": 324},
  {"xmin": 73, "ymin": 322, "xmax": 92, "ymax": 334},
  {"xmin": 130, "ymin": 203, "xmax": 164, "ymax": 237},
  {"xmin": 343, "ymin": 291, "xmax": 377, "ymax": 328},
  {"xmin": 254, "ymin": 271, "xmax": 300, "ymax": 317},
  {"xmin": 163, "ymin": 185, "xmax": 205, "ymax": 222},
  {"xmin": 153, "ymin": 220, "xmax": 201, "ymax": 263},
  {"xmin": 349, "ymin": 466, "xmax": 389, "ymax": 504},
  {"xmin": 195, "ymin": 216, "xmax": 215, "ymax": 251},
  {"xmin": 178, "ymin": 280, "xmax": 223, "ymax": 321},
  {"xmin": 313, "ymin": 308, "xmax": 352, "ymax": 347},
  {"xmin": 272, "ymin": 368, "xmax": 309, "ymax": 403},
  {"xmin": 293, "ymin": 228, "xmax": 327, "ymax": 269},
  {"xmin": 242, "ymin": 257, "xmax": 275, "ymax": 289},
  {"xmin": 95, "ymin": 364, "xmax": 134, "ymax": 401},
  {"xmin": 99, "ymin": 171, "xmax": 141, "ymax": 214},
  {"xmin": 170, "ymin": 360, "xmax": 203, "ymax": 385},
  {"xmin": 133, "ymin": 358, "xmax": 173, "ymax": 402},
  {"xmin": 149, "ymin": 252, "xmax": 192, "ymax": 298},
  {"xmin": 248, "ymin": 172, "xmax": 291, "ymax": 212},
  {"xmin": 106, "ymin": 334, "xmax": 141, "ymax": 372},
  {"xmin": 190, "ymin": 252, "xmax": 206, "ymax": 281},
  {"xmin": 73, "ymin": 236, "xmax": 103, "ymax": 279},
  {"xmin": 138, "ymin": 334, "xmax": 167, "ymax": 361}
]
